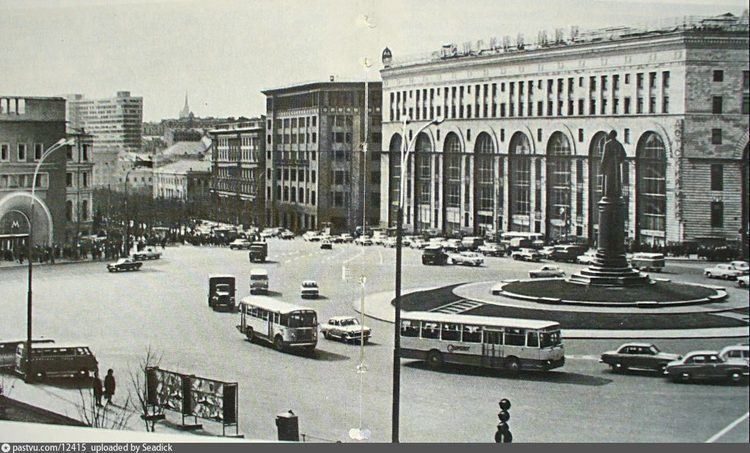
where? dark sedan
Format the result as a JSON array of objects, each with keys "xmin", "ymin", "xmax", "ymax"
[
  {"xmin": 106, "ymin": 258, "xmax": 143, "ymax": 272},
  {"xmin": 600, "ymin": 343, "xmax": 681, "ymax": 373}
]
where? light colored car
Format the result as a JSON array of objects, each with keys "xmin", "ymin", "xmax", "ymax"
[
  {"xmin": 719, "ymin": 344, "xmax": 749, "ymax": 364},
  {"xmin": 664, "ymin": 350, "xmax": 749, "ymax": 383},
  {"xmin": 354, "ymin": 236, "xmax": 373, "ymax": 246},
  {"xmin": 529, "ymin": 265, "xmax": 565, "ymax": 279},
  {"xmin": 442, "ymin": 238, "xmax": 462, "ymax": 252},
  {"xmin": 229, "ymin": 239, "xmax": 252, "ymax": 250},
  {"xmin": 539, "ymin": 246, "xmax": 556, "ymax": 260},
  {"xmin": 729, "ymin": 261, "xmax": 749, "ymax": 275},
  {"xmin": 132, "ymin": 246, "xmax": 161, "ymax": 260},
  {"xmin": 704, "ymin": 263, "xmax": 742, "ymax": 280},
  {"xmin": 576, "ymin": 251, "xmax": 597, "ymax": 265},
  {"xmin": 300, "ymin": 280, "xmax": 320, "ymax": 299},
  {"xmin": 320, "ymin": 316, "xmax": 371, "ymax": 344},
  {"xmin": 280, "ymin": 230, "xmax": 295, "ymax": 240},
  {"xmin": 409, "ymin": 238, "xmax": 427, "ymax": 249},
  {"xmin": 737, "ymin": 275, "xmax": 749, "ymax": 288},
  {"xmin": 449, "ymin": 251, "xmax": 484, "ymax": 266},
  {"xmin": 478, "ymin": 243, "xmax": 505, "ymax": 257},
  {"xmin": 339, "ymin": 234, "xmax": 354, "ymax": 243},
  {"xmin": 302, "ymin": 231, "xmax": 322, "ymax": 242},
  {"xmin": 382, "ymin": 237, "xmax": 398, "ymax": 248},
  {"xmin": 511, "ymin": 248, "xmax": 542, "ymax": 262}
]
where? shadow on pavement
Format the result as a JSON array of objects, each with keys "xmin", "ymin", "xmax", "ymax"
[
  {"xmin": 264, "ymin": 290, "xmax": 284, "ymax": 297},
  {"xmin": 31, "ymin": 377, "xmax": 93, "ymax": 390},
  {"xmin": 242, "ymin": 339, "xmax": 350, "ymax": 361},
  {"xmin": 403, "ymin": 361, "xmax": 613, "ymax": 386}
]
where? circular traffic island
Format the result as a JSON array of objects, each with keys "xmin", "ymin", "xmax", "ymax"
[{"xmin": 495, "ymin": 278, "xmax": 726, "ymax": 308}]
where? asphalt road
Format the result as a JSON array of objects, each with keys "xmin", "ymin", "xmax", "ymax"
[{"xmin": 0, "ymin": 241, "xmax": 747, "ymax": 442}]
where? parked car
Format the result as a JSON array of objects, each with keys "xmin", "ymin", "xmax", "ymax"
[
  {"xmin": 320, "ymin": 240, "xmax": 333, "ymax": 250},
  {"xmin": 382, "ymin": 237, "xmax": 398, "ymax": 248},
  {"xmin": 354, "ymin": 236, "xmax": 373, "ymax": 246},
  {"xmin": 737, "ymin": 275, "xmax": 749, "ymax": 288},
  {"xmin": 704, "ymin": 263, "xmax": 742, "ymax": 280},
  {"xmin": 460, "ymin": 236, "xmax": 484, "ymax": 251},
  {"xmin": 551, "ymin": 245, "xmax": 587, "ymax": 263},
  {"xmin": 664, "ymin": 350, "xmax": 749, "ymax": 384},
  {"xmin": 478, "ymin": 242, "xmax": 505, "ymax": 257},
  {"xmin": 600, "ymin": 343, "xmax": 681, "ymax": 373},
  {"xmin": 442, "ymin": 238, "xmax": 463, "ymax": 252},
  {"xmin": 132, "ymin": 246, "xmax": 161, "ymax": 260},
  {"xmin": 260, "ymin": 228, "xmax": 280, "ymax": 239},
  {"xmin": 529, "ymin": 265, "xmax": 565, "ymax": 279},
  {"xmin": 422, "ymin": 245, "xmax": 449, "ymax": 265},
  {"xmin": 229, "ymin": 239, "xmax": 252, "ymax": 250},
  {"xmin": 300, "ymin": 280, "xmax": 320, "ymax": 299},
  {"xmin": 576, "ymin": 250, "xmax": 598, "ymax": 265},
  {"xmin": 719, "ymin": 344, "xmax": 749, "ymax": 364},
  {"xmin": 449, "ymin": 251, "xmax": 484, "ymax": 266},
  {"xmin": 280, "ymin": 230, "xmax": 295, "ymax": 240},
  {"xmin": 339, "ymin": 233, "xmax": 354, "ymax": 243},
  {"xmin": 107, "ymin": 258, "xmax": 143, "ymax": 272},
  {"xmin": 729, "ymin": 261, "xmax": 750, "ymax": 275},
  {"xmin": 320, "ymin": 316, "xmax": 371, "ymax": 344},
  {"xmin": 539, "ymin": 246, "xmax": 556, "ymax": 260},
  {"xmin": 630, "ymin": 253, "xmax": 666, "ymax": 272},
  {"xmin": 511, "ymin": 248, "xmax": 542, "ymax": 262},
  {"xmin": 303, "ymin": 231, "xmax": 322, "ymax": 242},
  {"xmin": 409, "ymin": 238, "xmax": 427, "ymax": 249}
]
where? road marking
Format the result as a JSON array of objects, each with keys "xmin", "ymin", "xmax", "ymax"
[{"xmin": 706, "ymin": 412, "xmax": 749, "ymax": 443}]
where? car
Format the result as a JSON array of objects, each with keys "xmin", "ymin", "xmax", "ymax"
[
  {"xmin": 511, "ymin": 248, "xmax": 542, "ymax": 262},
  {"xmin": 600, "ymin": 343, "xmax": 681, "ymax": 373},
  {"xmin": 260, "ymin": 228, "xmax": 279, "ymax": 239},
  {"xmin": 664, "ymin": 350, "xmax": 749, "ymax": 384},
  {"xmin": 719, "ymin": 344, "xmax": 749, "ymax": 364},
  {"xmin": 449, "ymin": 251, "xmax": 484, "ymax": 266},
  {"xmin": 539, "ymin": 246, "xmax": 556, "ymax": 260},
  {"xmin": 630, "ymin": 253, "xmax": 666, "ymax": 272},
  {"xmin": 409, "ymin": 238, "xmax": 427, "ymax": 249},
  {"xmin": 132, "ymin": 246, "xmax": 161, "ymax": 260},
  {"xmin": 320, "ymin": 240, "xmax": 332, "ymax": 250},
  {"xmin": 354, "ymin": 236, "xmax": 373, "ymax": 246},
  {"xmin": 280, "ymin": 230, "xmax": 295, "ymax": 240},
  {"xmin": 382, "ymin": 237, "xmax": 397, "ymax": 248},
  {"xmin": 302, "ymin": 231, "xmax": 321, "ymax": 242},
  {"xmin": 551, "ymin": 245, "xmax": 588, "ymax": 263},
  {"xmin": 330, "ymin": 235, "xmax": 344, "ymax": 243},
  {"xmin": 107, "ymin": 258, "xmax": 143, "ymax": 272},
  {"xmin": 737, "ymin": 275, "xmax": 749, "ymax": 288},
  {"xmin": 441, "ymin": 238, "xmax": 462, "ymax": 252},
  {"xmin": 300, "ymin": 280, "xmax": 320, "ymax": 299},
  {"xmin": 529, "ymin": 265, "xmax": 565, "ymax": 278},
  {"xmin": 729, "ymin": 261, "xmax": 749, "ymax": 275},
  {"xmin": 460, "ymin": 236, "xmax": 484, "ymax": 251},
  {"xmin": 339, "ymin": 233, "xmax": 354, "ymax": 243},
  {"xmin": 422, "ymin": 245, "xmax": 449, "ymax": 265},
  {"xmin": 576, "ymin": 251, "xmax": 598, "ymax": 265},
  {"xmin": 704, "ymin": 263, "xmax": 742, "ymax": 280},
  {"xmin": 320, "ymin": 316, "xmax": 371, "ymax": 344},
  {"xmin": 478, "ymin": 242, "xmax": 505, "ymax": 257},
  {"xmin": 229, "ymin": 239, "xmax": 252, "ymax": 250}
]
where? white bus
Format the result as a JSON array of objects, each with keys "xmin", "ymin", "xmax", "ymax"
[
  {"xmin": 400, "ymin": 312, "xmax": 564, "ymax": 373},
  {"xmin": 236, "ymin": 296, "xmax": 317, "ymax": 353}
]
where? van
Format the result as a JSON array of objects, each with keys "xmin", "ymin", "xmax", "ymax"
[
  {"xmin": 250, "ymin": 268, "xmax": 269, "ymax": 294},
  {"xmin": 630, "ymin": 253, "xmax": 666, "ymax": 272},
  {"xmin": 15, "ymin": 343, "xmax": 98, "ymax": 381}
]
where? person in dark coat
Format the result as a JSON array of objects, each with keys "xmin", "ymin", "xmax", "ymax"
[
  {"xmin": 92, "ymin": 372, "xmax": 103, "ymax": 407},
  {"xmin": 103, "ymin": 368, "xmax": 116, "ymax": 405}
]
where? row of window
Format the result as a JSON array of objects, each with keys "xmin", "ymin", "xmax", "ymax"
[
  {"xmin": 401, "ymin": 320, "xmax": 548, "ymax": 347},
  {"xmin": 274, "ymin": 185, "xmax": 316, "ymax": 206},
  {"xmin": 65, "ymin": 199, "xmax": 91, "ymax": 222},
  {"xmin": 0, "ymin": 173, "xmax": 49, "ymax": 189},
  {"xmin": 65, "ymin": 172, "xmax": 90, "ymax": 188}
]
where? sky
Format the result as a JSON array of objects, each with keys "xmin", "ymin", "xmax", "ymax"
[{"xmin": 1, "ymin": 0, "xmax": 746, "ymax": 121}]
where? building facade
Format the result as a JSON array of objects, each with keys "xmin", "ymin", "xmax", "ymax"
[
  {"xmin": 66, "ymin": 91, "xmax": 143, "ymax": 189},
  {"xmin": 64, "ymin": 131, "xmax": 95, "ymax": 240},
  {"xmin": 263, "ymin": 81, "xmax": 382, "ymax": 233},
  {"xmin": 379, "ymin": 14, "xmax": 749, "ymax": 249},
  {"xmin": 209, "ymin": 118, "xmax": 266, "ymax": 227},
  {"xmin": 153, "ymin": 159, "xmax": 211, "ymax": 201},
  {"xmin": 1, "ymin": 96, "xmax": 69, "ymax": 250}
]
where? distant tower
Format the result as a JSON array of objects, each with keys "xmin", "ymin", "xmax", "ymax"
[{"xmin": 179, "ymin": 91, "xmax": 190, "ymax": 119}]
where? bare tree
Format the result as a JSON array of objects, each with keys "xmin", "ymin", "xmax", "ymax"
[
  {"xmin": 77, "ymin": 387, "xmax": 132, "ymax": 430},
  {"xmin": 129, "ymin": 346, "xmax": 163, "ymax": 432}
]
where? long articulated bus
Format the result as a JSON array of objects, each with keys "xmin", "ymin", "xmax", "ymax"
[
  {"xmin": 400, "ymin": 312, "xmax": 564, "ymax": 373},
  {"xmin": 236, "ymin": 296, "xmax": 317, "ymax": 353}
]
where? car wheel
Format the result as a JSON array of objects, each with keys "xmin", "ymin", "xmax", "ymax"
[
  {"xmin": 274, "ymin": 335, "xmax": 285, "ymax": 352},
  {"xmin": 426, "ymin": 350, "xmax": 444, "ymax": 370},
  {"xmin": 740, "ymin": 280, "xmax": 747, "ymax": 288},
  {"xmin": 728, "ymin": 371, "xmax": 743, "ymax": 384},
  {"xmin": 245, "ymin": 327, "xmax": 254, "ymax": 341},
  {"xmin": 322, "ymin": 331, "xmax": 330, "ymax": 340},
  {"xmin": 705, "ymin": 272, "xmax": 712, "ymax": 278},
  {"xmin": 505, "ymin": 357, "xmax": 521, "ymax": 376}
]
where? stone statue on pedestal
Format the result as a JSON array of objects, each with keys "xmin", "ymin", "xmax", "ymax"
[{"xmin": 600, "ymin": 130, "xmax": 627, "ymax": 198}]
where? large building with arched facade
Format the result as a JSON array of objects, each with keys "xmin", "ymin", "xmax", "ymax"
[{"xmin": 378, "ymin": 14, "xmax": 749, "ymax": 251}]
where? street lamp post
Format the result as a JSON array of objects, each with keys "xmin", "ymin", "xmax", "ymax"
[{"xmin": 392, "ymin": 116, "xmax": 443, "ymax": 443}]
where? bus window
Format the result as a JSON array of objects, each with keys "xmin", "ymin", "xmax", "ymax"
[
  {"xmin": 462, "ymin": 325, "xmax": 482, "ymax": 343},
  {"xmin": 441, "ymin": 323, "xmax": 461, "ymax": 341},
  {"xmin": 286, "ymin": 311, "xmax": 316, "ymax": 328},
  {"xmin": 539, "ymin": 331, "xmax": 561, "ymax": 348},
  {"xmin": 401, "ymin": 320, "xmax": 420, "ymax": 337},
  {"xmin": 504, "ymin": 328, "xmax": 525, "ymax": 346},
  {"xmin": 421, "ymin": 322, "xmax": 440, "ymax": 339},
  {"xmin": 273, "ymin": 313, "xmax": 281, "ymax": 324},
  {"xmin": 527, "ymin": 332, "xmax": 539, "ymax": 347},
  {"xmin": 484, "ymin": 331, "xmax": 503, "ymax": 345},
  {"xmin": 260, "ymin": 310, "xmax": 269, "ymax": 321}
]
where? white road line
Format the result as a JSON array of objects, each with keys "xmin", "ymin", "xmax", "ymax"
[{"xmin": 706, "ymin": 412, "xmax": 749, "ymax": 443}]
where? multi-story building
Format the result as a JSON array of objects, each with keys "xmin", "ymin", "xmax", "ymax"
[
  {"xmin": 63, "ymin": 131, "xmax": 95, "ymax": 241},
  {"xmin": 66, "ymin": 91, "xmax": 143, "ymax": 189},
  {"xmin": 209, "ymin": 118, "xmax": 266, "ymax": 227},
  {"xmin": 379, "ymin": 13, "xmax": 749, "ymax": 250},
  {"xmin": 153, "ymin": 159, "xmax": 211, "ymax": 201},
  {"xmin": 263, "ymin": 81, "xmax": 382, "ymax": 233},
  {"xmin": 1, "ymin": 96, "xmax": 69, "ymax": 250}
]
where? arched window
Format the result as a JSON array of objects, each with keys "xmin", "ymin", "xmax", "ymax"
[
  {"xmin": 65, "ymin": 200, "xmax": 73, "ymax": 221},
  {"xmin": 636, "ymin": 132, "xmax": 667, "ymax": 241},
  {"xmin": 474, "ymin": 133, "xmax": 495, "ymax": 214},
  {"xmin": 546, "ymin": 132, "xmax": 572, "ymax": 239},
  {"xmin": 588, "ymin": 132, "xmax": 608, "ymax": 241},
  {"xmin": 415, "ymin": 133, "xmax": 432, "ymax": 206},
  {"xmin": 81, "ymin": 200, "xmax": 89, "ymax": 221},
  {"xmin": 388, "ymin": 134, "xmax": 403, "ymax": 226},
  {"xmin": 443, "ymin": 133, "xmax": 462, "ymax": 210},
  {"xmin": 508, "ymin": 132, "xmax": 532, "ymax": 231}
]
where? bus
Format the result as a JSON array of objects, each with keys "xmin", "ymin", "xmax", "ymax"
[
  {"xmin": 400, "ymin": 312, "xmax": 564, "ymax": 373},
  {"xmin": 15, "ymin": 343, "xmax": 98, "ymax": 381},
  {"xmin": 0, "ymin": 338, "xmax": 54, "ymax": 369},
  {"xmin": 236, "ymin": 296, "xmax": 317, "ymax": 353}
]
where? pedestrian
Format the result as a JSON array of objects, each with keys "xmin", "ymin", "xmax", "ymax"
[
  {"xmin": 92, "ymin": 372, "xmax": 103, "ymax": 407},
  {"xmin": 103, "ymin": 368, "xmax": 116, "ymax": 405}
]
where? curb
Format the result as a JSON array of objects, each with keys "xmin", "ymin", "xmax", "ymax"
[{"xmin": 0, "ymin": 259, "xmax": 100, "ymax": 271}]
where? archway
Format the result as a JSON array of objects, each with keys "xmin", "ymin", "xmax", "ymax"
[
  {"xmin": 0, "ymin": 191, "xmax": 54, "ymax": 246},
  {"xmin": 508, "ymin": 132, "xmax": 532, "ymax": 232},
  {"xmin": 588, "ymin": 131, "xmax": 608, "ymax": 244},
  {"xmin": 387, "ymin": 134, "xmax": 402, "ymax": 226},
  {"xmin": 636, "ymin": 132, "xmax": 667, "ymax": 245},
  {"xmin": 474, "ymin": 132, "xmax": 496, "ymax": 236},
  {"xmin": 546, "ymin": 131, "xmax": 572, "ymax": 241},
  {"xmin": 442, "ymin": 132, "xmax": 462, "ymax": 235}
]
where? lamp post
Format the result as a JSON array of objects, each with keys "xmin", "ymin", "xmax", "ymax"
[{"xmin": 392, "ymin": 116, "xmax": 443, "ymax": 443}]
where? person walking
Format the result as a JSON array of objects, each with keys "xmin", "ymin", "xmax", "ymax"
[
  {"xmin": 103, "ymin": 369, "xmax": 116, "ymax": 405},
  {"xmin": 92, "ymin": 372, "xmax": 103, "ymax": 407}
]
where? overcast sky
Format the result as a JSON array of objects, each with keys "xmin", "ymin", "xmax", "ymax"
[{"xmin": 1, "ymin": 0, "xmax": 745, "ymax": 121}]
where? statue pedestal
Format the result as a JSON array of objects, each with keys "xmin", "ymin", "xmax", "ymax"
[{"xmin": 570, "ymin": 196, "xmax": 649, "ymax": 286}]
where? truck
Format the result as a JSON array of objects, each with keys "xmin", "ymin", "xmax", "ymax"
[
  {"xmin": 248, "ymin": 241, "xmax": 268, "ymax": 263},
  {"xmin": 422, "ymin": 245, "xmax": 449, "ymax": 265},
  {"xmin": 208, "ymin": 275, "xmax": 236, "ymax": 311}
]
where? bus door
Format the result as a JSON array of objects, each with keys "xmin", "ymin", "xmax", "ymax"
[{"xmin": 482, "ymin": 330, "xmax": 504, "ymax": 368}]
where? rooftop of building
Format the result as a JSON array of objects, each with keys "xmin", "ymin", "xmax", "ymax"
[
  {"xmin": 160, "ymin": 137, "xmax": 212, "ymax": 158},
  {"xmin": 154, "ymin": 159, "xmax": 211, "ymax": 174},
  {"xmin": 262, "ymin": 79, "xmax": 382, "ymax": 95},
  {"xmin": 384, "ymin": 11, "xmax": 749, "ymax": 70},
  {"xmin": 209, "ymin": 117, "xmax": 265, "ymax": 132}
]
